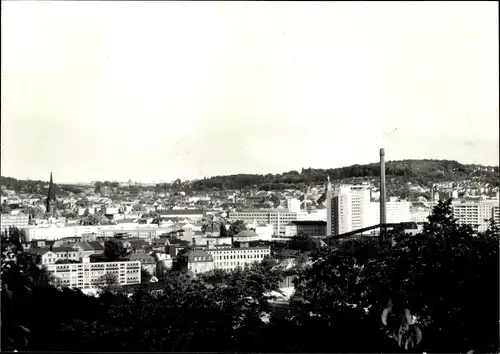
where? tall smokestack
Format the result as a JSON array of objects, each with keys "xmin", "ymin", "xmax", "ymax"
[{"xmin": 380, "ymin": 148, "xmax": 387, "ymax": 240}]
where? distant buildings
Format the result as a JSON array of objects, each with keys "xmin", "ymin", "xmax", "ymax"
[
  {"xmin": 233, "ymin": 229, "xmax": 267, "ymax": 242},
  {"xmin": 366, "ymin": 197, "xmax": 411, "ymax": 225},
  {"xmin": 286, "ymin": 198, "xmax": 301, "ymax": 213},
  {"xmin": 0, "ymin": 213, "xmax": 30, "ymax": 233},
  {"xmin": 290, "ymin": 220, "xmax": 327, "ymax": 237},
  {"xmin": 452, "ymin": 200, "xmax": 498, "ymax": 232},
  {"xmin": 228, "ymin": 209, "xmax": 307, "ymax": 236},
  {"xmin": 180, "ymin": 249, "xmax": 215, "ymax": 275},
  {"xmin": 326, "ymin": 182, "xmax": 371, "ymax": 236},
  {"xmin": 205, "ymin": 244, "xmax": 271, "ymax": 272},
  {"xmin": 493, "ymin": 206, "xmax": 499, "ymax": 226},
  {"xmin": 46, "ymin": 259, "xmax": 141, "ymax": 290},
  {"xmin": 159, "ymin": 209, "xmax": 203, "ymax": 220}
]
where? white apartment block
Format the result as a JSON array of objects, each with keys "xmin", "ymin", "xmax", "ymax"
[
  {"xmin": 286, "ymin": 198, "xmax": 301, "ymax": 213},
  {"xmin": 46, "ymin": 260, "xmax": 141, "ymax": 290},
  {"xmin": 1, "ymin": 213, "xmax": 30, "ymax": 233},
  {"xmin": 228, "ymin": 209, "xmax": 307, "ymax": 236},
  {"xmin": 410, "ymin": 210, "xmax": 431, "ymax": 223},
  {"xmin": 366, "ymin": 197, "xmax": 411, "ymax": 225},
  {"xmin": 205, "ymin": 245, "xmax": 271, "ymax": 271},
  {"xmin": 493, "ymin": 206, "xmax": 499, "ymax": 226},
  {"xmin": 23, "ymin": 224, "xmax": 175, "ymax": 242},
  {"xmin": 326, "ymin": 184, "xmax": 371, "ymax": 236},
  {"xmin": 452, "ymin": 201, "xmax": 498, "ymax": 232}
]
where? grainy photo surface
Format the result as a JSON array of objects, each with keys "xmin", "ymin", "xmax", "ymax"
[{"xmin": 1, "ymin": 1, "xmax": 498, "ymax": 353}]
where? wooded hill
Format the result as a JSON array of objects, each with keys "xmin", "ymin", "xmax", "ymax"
[
  {"xmin": 2, "ymin": 159, "xmax": 498, "ymax": 194},
  {"xmin": 190, "ymin": 159, "xmax": 499, "ymax": 191}
]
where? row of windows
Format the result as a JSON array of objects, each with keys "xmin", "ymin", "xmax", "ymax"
[
  {"xmin": 209, "ymin": 249, "xmax": 268, "ymax": 255},
  {"xmin": 56, "ymin": 253, "xmax": 78, "ymax": 258},
  {"xmin": 213, "ymin": 253, "xmax": 266, "ymax": 261},
  {"xmin": 214, "ymin": 260, "xmax": 256, "ymax": 268}
]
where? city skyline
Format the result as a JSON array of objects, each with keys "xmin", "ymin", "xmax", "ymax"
[{"xmin": 2, "ymin": 2, "xmax": 498, "ymax": 183}]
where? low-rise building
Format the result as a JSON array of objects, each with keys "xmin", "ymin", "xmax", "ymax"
[
  {"xmin": 180, "ymin": 249, "xmax": 215, "ymax": 275},
  {"xmin": 228, "ymin": 209, "xmax": 308, "ymax": 235},
  {"xmin": 51, "ymin": 247, "xmax": 81, "ymax": 262},
  {"xmin": 123, "ymin": 252, "xmax": 157, "ymax": 275},
  {"xmin": 46, "ymin": 259, "xmax": 141, "ymax": 290},
  {"xmin": 1, "ymin": 213, "xmax": 30, "ymax": 233},
  {"xmin": 166, "ymin": 239, "xmax": 190, "ymax": 257},
  {"xmin": 159, "ymin": 209, "xmax": 204, "ymax": 220},
  {"xmin": 284, "ymin": 223, "xmax": 298, "ymax": 237},
  {"xmin": 72, "ymin": 242, "xmax": 104, "ymax": 258},
  {"xmin": 233, "ymin": 230, "xmax": 261, "ymax": 242},
  {"xmin": 25, "ymin": 248, "xmax": 58, "ymax": 265},
  {"xmin": 291, "ymin": 220, "xmax": 327, "ymax": 237},
  {"xmin": 254, "ymin": 224, "xmax": 273, "ymax": 241},
  {"xmin": 205, "ymin": 244, "xmax": 271, "ymax": 271}
]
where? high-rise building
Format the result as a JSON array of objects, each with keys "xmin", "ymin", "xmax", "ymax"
[
  {"xmin": 452, "ymin": 201, "xmax": 498, "ymax": 232},
  {"xmin": 326, "ymin": 181, "xmax": 371, "ymax": 236},
  {"xmin": 492, "ymin": 206, "xmax": 499, "ymax": 226}
]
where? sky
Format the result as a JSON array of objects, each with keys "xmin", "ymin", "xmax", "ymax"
[{"xmin": 1, "ymin": 1, "xmax": 498, "ymax": 183}]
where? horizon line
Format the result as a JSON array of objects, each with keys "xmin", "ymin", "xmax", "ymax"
[{"xmin": 1, "ymin": 157, "xmax": 498, "ymax": 185}]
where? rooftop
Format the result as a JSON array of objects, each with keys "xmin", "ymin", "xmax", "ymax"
[
  {"xmin": 291, "ymin": 220, "xmax": 327, "ymax": 226},
  {"xmin": 179, "ymin": 249, "xmax": 213, "ymax": 262},
  {"xmin": 235, "ymin": 230, "xmax": 259, "ymax": 238},
  {"xmin": 159, "ymin": 209, "xmax": 203, "ymax": 215}
]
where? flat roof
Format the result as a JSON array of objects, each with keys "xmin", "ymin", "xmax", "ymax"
[{"xmin": 291, "ymin": 220, "xmax": 327, "ymax": 226}]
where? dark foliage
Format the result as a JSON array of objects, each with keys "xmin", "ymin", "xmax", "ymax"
[
  {"xmin": 103, "ymin": 239, "xmax": 126, "ymax": 262},
  {"xmin": 229, "ymin": 219, "xmax": 247, "ymax": 237},
  {"xmin": 1, "ymin": 200, "xmax": 498, "ymax": 353},
  {"xmin": 189, "ymin": 160, "xmax": 499, "ymax": 191}
]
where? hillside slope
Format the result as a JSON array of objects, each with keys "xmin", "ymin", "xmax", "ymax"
[
  {"xmin": 190, "ymin": 159, "xmax": 499, "ymax": 191},
  {"xmin": 2, "ymin": 159, "xmax": 498, "ymax": 193}
]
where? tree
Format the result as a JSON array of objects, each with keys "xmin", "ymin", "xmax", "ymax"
[
  {"xmin": 94, "ymin": 182, "xmax": 102, "ymax": 194},
  {"xmin": 219, "ymin": 222, "xmax": 228, "ymax": 237},
  {"xmin": 103, "ymin": 239, "xmax": 126, "ymax": 262},
  {"xmin": 96, "ymin": 273, "xmax": 121, "ymax": 295},
  {"xmin": 293, "ymin": 199, "xmax": 499, "ymax": 353},
  {"xmin": 288, "ymin": 231, "xmax": 314, "ymax": 252},
  {"xmin": 1, "ymin": 227, "xmax": 38, "ymax": 351},
  {"xmin": 229, "ymin": 220, "xmax": 247, "ymax": 236},
  {"xmin": 141, "ymin": 268, "xmax": 152, "ymax": 284},
  {"xmin": 1, "ymin": 200, "xmax": 12, "ymax": 214}
]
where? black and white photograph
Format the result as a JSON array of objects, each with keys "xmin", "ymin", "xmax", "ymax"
[{"xmin": 1, "ymin": 1, "xmax": 498, "ymax": 353}]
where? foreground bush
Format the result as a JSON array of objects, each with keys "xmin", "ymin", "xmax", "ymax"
[{"xmin": 2, "ymin": 200, "xmax": 498, "ymax": 352}]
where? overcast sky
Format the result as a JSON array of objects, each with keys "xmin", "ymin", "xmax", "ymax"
[{"xmin": 2, "ymin": 1, "xmax": 498, "ymax": 183}]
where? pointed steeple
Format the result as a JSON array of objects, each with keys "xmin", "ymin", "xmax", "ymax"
[{"xmin": 46, "ymin": 172, "xmax": 56, "ymax": 214}]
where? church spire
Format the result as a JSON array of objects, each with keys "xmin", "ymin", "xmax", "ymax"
[{"xmin": 46, "ymin": 172, "xmax": 55, "ymax": 214}]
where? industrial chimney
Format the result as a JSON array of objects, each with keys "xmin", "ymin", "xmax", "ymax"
[{"xmin": 380, "ymin": 148, "xmax": 387, "ymax": 241}]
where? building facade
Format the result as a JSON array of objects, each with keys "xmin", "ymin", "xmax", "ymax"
[
  {"xmin": 291, "ymin": 220, "xmax": 327, "ymax": 236},
  {"xmin": 46, "ymin": 259, "xmax": 141, "ymax": 290},
  {"xmin": 326, "ymin": 182, "xmax": 371, "ymax": 236},
  {"xmin": 452, "ymin": 201, "xmax": 498, "ymax": 232},
  {"xmin": 286, "ymin": 198, "xmax": 301, "ymax": 213},
  {"xmin": 228, "ymin": 209, "xmax": 307, "ymax": 235},
  {"xmin": 492, "ymin": 206, "xmax": 500, "ymax": 226},
  {"xmin": 1, "ymin": 213, "xmax": 30, "ymax": 233},
  {"xmin": 205, "ymin": 245, "xmax": 271, "ymax": 271},
  {"xmin": 366, "ymin": 197, "xmax": 411, "ymax": 225}
]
